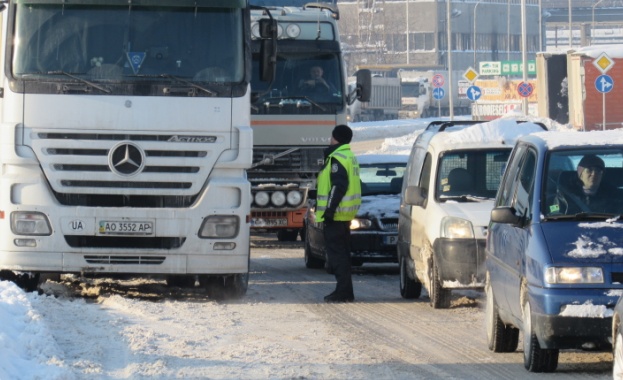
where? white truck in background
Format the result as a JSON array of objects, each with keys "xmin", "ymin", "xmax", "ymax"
[
  {"xmin": 0, "ymin": 0, "xmax": 263, "ymax": 299},
  {"xmin": 348, "ymin": 76, "xmax": 401, "ymax": 122},
  {"xmin": 398, "ymin": 70, "xmax": 471, "ymax": 118}
]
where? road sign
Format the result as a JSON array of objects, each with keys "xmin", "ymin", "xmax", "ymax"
[
  {"xmin": 432, "ymin": 87, "xmax": 445, "ymax": 100},
  {"xmin": 432, "ymin": 74, "xmax": 444, "ymax": 88},
  {"xmin": 463, "ymin": 67, "xmax": 479, "ymax": 83},
  {"xmin": 593, "ymin": 52, "xmax": 615, "ymax": 74},
  {"xmin": 595, "ymin": 74, "xmax": 614, "ymax": 93},
  {"xmin": 517, "ymin": 81, "xmax": 534, "ymax": 98},
  {"xmin": 466, "ymin": 86, "xmax": 482, "ymax": 101}
]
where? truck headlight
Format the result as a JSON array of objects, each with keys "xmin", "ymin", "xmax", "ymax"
[
  {"xmin": 11, "ymin": 212, "xmax": 52, "ymax": 236},
  {"xmin": 545, "ymin": 267, "xmax": 604, "ymax": 284},
  {"xmin": 254, "ymin": 191, "xmax": 270, "ymax": 207},
  {"xmin": 271, "ymin": 191, "xmax": 286, "ymax": 207},
  {"xmin": 286, "ymin": 190, "xmax": 302, "ymax": 206},
  {"xmin": 350, "ymin": 218, "xmax": 372, "ymax": 230},
  {"xmin": 199, "ymin": 215, "xmax": 239, "ymax": 239},
  {"xmin": 440, "ymin": 216, "xmax": 474, "ymax": 239}
]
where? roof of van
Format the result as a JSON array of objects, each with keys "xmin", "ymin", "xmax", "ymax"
[
  {"xmin": 520, "ymin": 130, "xmax": 623, "ymax": 150},
  {"xmin": 420, "ymin": 119, "xmax": 546, "ymax": 152}
]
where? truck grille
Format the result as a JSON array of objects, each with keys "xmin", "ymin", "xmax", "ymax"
[
  {"xmin": 84, "ymin": 255, "xmax": 166, "ymax": 265},
  {"xmin": 249, "ymin": 147, "xmax": 324, "ymax": 180},
  {"xmin": 28, "ymin": 131, "xmax": 222, "ymax": 207}
]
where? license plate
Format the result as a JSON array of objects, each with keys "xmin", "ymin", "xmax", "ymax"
[
  {"xmin": 383, "ymin": 235, "xmax": 398, "ymax": 245},
  {"xmin": 98, "ymin": 221, "xmax": 154, "ymax": 235},
  {"xmin": 251, "ymin": 218, "xmax": 288, "ymax": 227}
]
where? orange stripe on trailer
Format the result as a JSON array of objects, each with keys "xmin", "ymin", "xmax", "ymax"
[{"xmin": 251, "ymin": 120, "xmax": 335, "ymax": 126}]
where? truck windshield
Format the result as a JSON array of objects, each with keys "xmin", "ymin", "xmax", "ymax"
[
  {"xmin": 12, "ymin": 2, "xmax": 244, "ymax": 90},
  {"xmin": 251, "ymin": 52, "xmax": 344, "ymax": 114}
]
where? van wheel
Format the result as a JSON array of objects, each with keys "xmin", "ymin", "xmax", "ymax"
[
  {"xmin": 399, "ymin": 256, "xmax": 421, "ymax": 299},
  {"xmin": 522, "ymin": 297, "xmax": 558, "ymax": 372},
  {"xmin": 429, "ymin": 259, "xmax": 450, "ymax": 308},
  {"xmin": 485, "ymin": 280, "xmax": 518, "ymax": 352}
]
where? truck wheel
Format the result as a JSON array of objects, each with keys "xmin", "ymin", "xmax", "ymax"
[
  {"xmin": 522, "ymin": 293, "xmax": 558, "ymax": 372},
  {"xmin": 304, "ymin": 234, "xmax": 324, "ymax": 269},
  {"xmin": 429, "ymin": 259, "xmax": 450, "ymax": 309},
  {"xmin": 166, "ymin": 275, "xmax": 196, "ymax": 288},
  {"xmin": 486, "ymin": 280, "xmax": 518, "ymax": 352},
  {"xmin": 399, "ymin": 255, "xmax": 421, "ymax": 299},
  {"xmin": 277, "ymin": 230, "xmax": 299, "ymax": 242},
  {"xmin": 200, "ymin": 273, "xmax": 248, "ymax": 300}
]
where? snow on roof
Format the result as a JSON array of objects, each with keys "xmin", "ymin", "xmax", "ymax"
[
  {"xmin": 528, "ymin": 129, "xmax": 623, "ymax": 149},
  {"xmin": 431, "ymin": 119, "xmax": 546, "ymax": 150},
  {"xmin": 571, "ymin": 44, "xmax": 623, "ymax": 59},
  {"xmin": 356, "ymin": 154, "xmax": 408, "ymax": 165}
]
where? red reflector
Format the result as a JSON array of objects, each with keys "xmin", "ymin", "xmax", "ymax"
[{"xmin": 0, "ymin": 210, "xmax": 4, "ymax": 219}]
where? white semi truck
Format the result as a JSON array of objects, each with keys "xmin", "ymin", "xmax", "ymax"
[
  {"xmin": 0, "ymin": 0, "xmax": 263, "ymax": 299},
  {"xmin": 249, "ymin": 2, "xmax": 370, "ymax": 241}
]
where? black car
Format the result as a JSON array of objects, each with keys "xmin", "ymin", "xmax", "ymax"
[{"xmin": 304, "ymin": 154, "xmax": 408, "ymax": 269}]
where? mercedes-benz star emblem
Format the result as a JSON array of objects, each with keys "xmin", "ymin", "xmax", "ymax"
[{"xmin": 109, "ymin": 142, "xmax": 145, "ymax": 176}]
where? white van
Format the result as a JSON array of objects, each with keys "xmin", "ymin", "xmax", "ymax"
[{"xmin": 397, "ymin": 119, "xmax": 546, "ymax": 308}]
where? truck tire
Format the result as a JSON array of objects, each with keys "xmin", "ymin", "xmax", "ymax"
[
  {"xmin": 166, "ymin": 275, "xmax": 196, "ymax": 288},
  {"xmin": 277, "ymin": 229, "xmax": 299, "ymax": 242},
  {"xmin": 399, "ymin": 255, "xmax": 421, "ymax": 299},
  {"xmin": 200, "ymin": 273, "xmax": 248, "ymax": 300}
]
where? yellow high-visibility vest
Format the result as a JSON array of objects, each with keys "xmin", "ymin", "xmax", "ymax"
[{"xmin": 315, "ymin": 145, "xmax": 361, "ymax": 222}]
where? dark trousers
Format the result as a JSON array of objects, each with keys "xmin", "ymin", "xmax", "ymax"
[{"xmin": 323, "ymin": 220, "xmax": 353, "ymax": 297}]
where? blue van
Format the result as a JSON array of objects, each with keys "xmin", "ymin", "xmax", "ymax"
[{"xmin": 485, "ymin": 130, "xmax": 623, "ymax": 372}]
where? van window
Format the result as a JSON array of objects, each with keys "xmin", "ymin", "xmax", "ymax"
[
  {"xmin": 497, "ymin": 144, "xmax": 526, "ymax": 207},
  {"xmin": 419, "ymin": 152, "xmax": 432, "ymax": 197},
  {"xmin": 513, "ymin": 149, "xmax": 537, "ymax": 220}
]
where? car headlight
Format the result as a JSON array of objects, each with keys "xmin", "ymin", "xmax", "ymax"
[
  {"xmin": 350, "ymin": 218, "xmax": 372, "ymax": 230},
  {"xmin": 11, "ymin": 211, "xmax": 52, "ymax": 236},
  {"xmin": 286, "ymin": 190, "xmax": 302, "ymax": 206},
  {"xmin": 440, "ymin": 216, "xmax": 474, "ymax": 239},
  {"xmin": 254, "ymin": 191, "xmax": 270, "ymax": 207},
  {"xmin": 199, "ymin": 215, "xmax": 239, "ymax": 238},
  {"xmin": 545, "ymin": 267, "xmax": 604, "ymax": 284}
]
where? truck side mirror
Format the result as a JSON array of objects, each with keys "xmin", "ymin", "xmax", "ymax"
[
  {"xmin": 260, "ymin": 39, "xmax": 276, "ymax": 83},
  {"xmin": 355, "ymin": 69, "xmax": 371, "ymax": 102}
]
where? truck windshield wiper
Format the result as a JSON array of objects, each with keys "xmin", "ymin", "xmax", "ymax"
[
  {"xmin": 544, "ymin": 212, "xmax": 620, "ymax": 221},
  {"xmin": 46, "ymin": 71, "xmax": 111, "ymax": 93},
  {"xmin": 159, "ymin": 74, "xmax": 216, "ymax": 96},
  {"xmin": 258, "ymin": 96, "xmax": 327, "ymax": 112}
]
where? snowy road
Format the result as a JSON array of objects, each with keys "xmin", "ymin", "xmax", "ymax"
[{"xmin": 27, "ymin": 233, "xmax": 613, "ymax": 379}]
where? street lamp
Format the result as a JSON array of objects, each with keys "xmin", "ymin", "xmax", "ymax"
[
  {"xmin": 447, "ymin": 2, "xmax": 462, "ymax": 120},
  {"xmin": 592, "ymin": 0, "xmax": 604, "ymax": 46},
  {"xmin": 406, "ymin": 0, "xmax": 410, "ymax": 64},
  {"xmin": 473, "ymin": 0, "xmax": 483, "ymax": 68},
  {"xmin": 568, "ymin": 0, "xmax": 572, "ymax": 47}
]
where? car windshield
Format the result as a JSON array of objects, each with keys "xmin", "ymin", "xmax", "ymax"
[
  {"xmin": 436, "ymin": 149, "xmax": 510, "ymax": 201},
  {"xmin": 543, "ymin": 149, "xmax": 623, "ymax": 218},
  {"xmin": 359, "ymin": 162, "xmax": 406, "ymax": 196}
]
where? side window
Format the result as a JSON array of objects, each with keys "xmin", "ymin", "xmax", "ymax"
[
  {"xmin": 403, "ymin": 146, "xmax": 424, "ymax": 192},
  {"xmin": 497, "ymin": 144, "xmax": 526, "ymax": 207},
  {"xmin": 419, "ymin": 152, "xmax": 432, "ymax": 197},
  {"xmin": 513, "ymin": 149, "xmax": 537, "ymax": 221}
]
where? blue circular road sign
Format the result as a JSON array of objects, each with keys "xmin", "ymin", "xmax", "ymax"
[
  {"xmin": 466, "ymin": 85, "xmax": 482, "ymax": 101},
  {"xmin": 595, "ymin": 74, "xmax": 614, "ymax": 93},
  {"xmin": 433, "ymin": 87, "xmax": 445, "ymax": 100}
]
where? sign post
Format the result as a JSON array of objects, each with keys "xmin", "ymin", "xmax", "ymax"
[
  {"xmin": 463, "ymin": 67, "xmax": 480, "ymax": 119},
  {"xmin": 432, "ymin": 74, "xmax": 445, "ymax": 118},
  {"xmin": 593, "ymin": 52, "xmax": 615, "ymax": 131}
]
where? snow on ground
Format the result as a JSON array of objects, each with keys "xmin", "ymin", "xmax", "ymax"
[{"xmin": 0, "ymin": 112, "xmax": 578, "ymax": 379}]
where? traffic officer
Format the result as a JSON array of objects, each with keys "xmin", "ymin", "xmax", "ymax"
[{"xmin": 315, "ymin": 124, "xmax": 361, "ymax": 303}]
